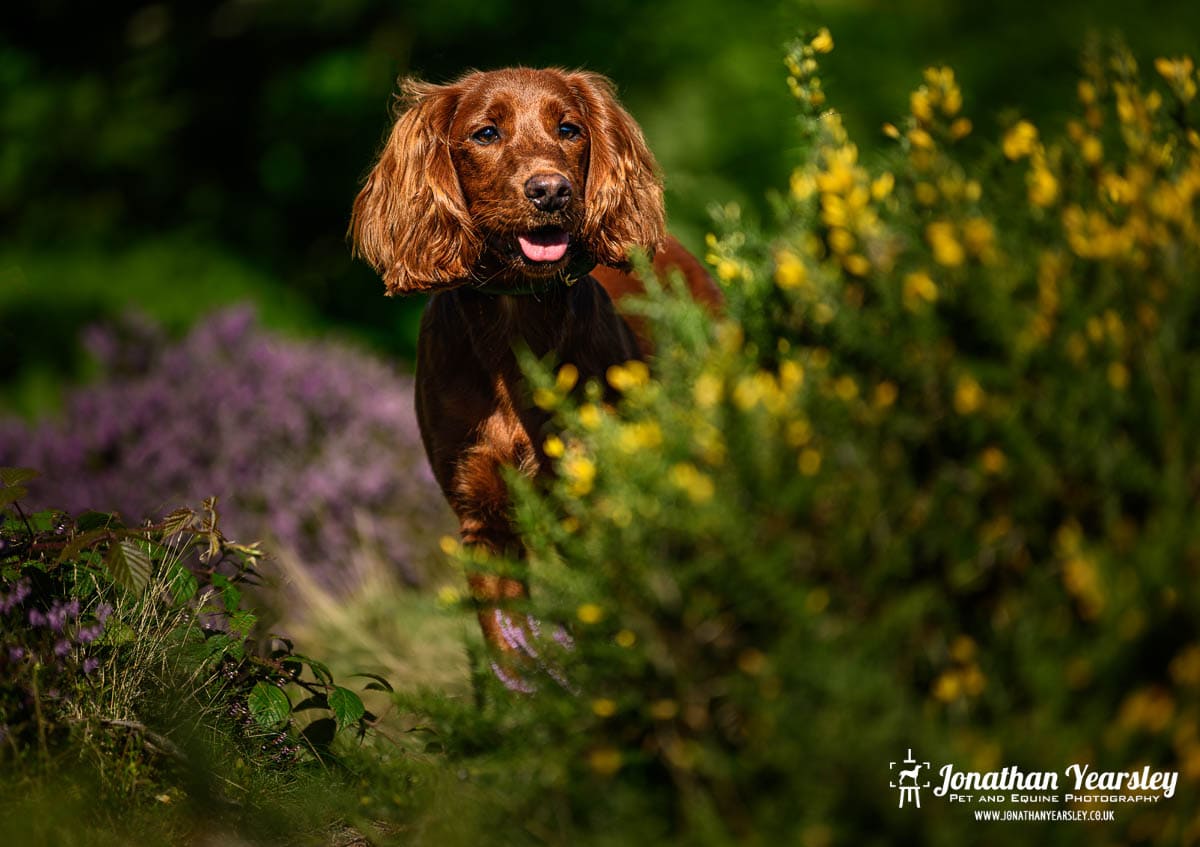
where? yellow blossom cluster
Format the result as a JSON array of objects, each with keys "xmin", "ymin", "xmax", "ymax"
[{"xmin": 784, "ymin": 29, "xmax": 833, "ymax": 109}]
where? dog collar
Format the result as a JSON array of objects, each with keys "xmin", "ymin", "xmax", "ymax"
[{"xmin": 470, "ymin": 256, "xmax": 597, "ymax": 296}]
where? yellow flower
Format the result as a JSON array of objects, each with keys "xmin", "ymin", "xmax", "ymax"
[
  {"xmin": 834, "ymin": 375, "xmax": 858, "ymax": 401},
  {"xmin": 903, "ymin": 271, "xmax": 939, "ymax": 310},
  {"xmin": 843, "ymin": 254, "xmax": 871, "ymax": 277},
  {"xmin": 592, "ymin": 698, "xmax": 617, "ymax": 718},
  {"xmin": 981, "ymin": 447, "xmax": 1007, "ymax": 474},
  {"xmin": 933, "ymin": 671, "xmax": 962, "ymax": 703},
  {"xmin": 555, "ymin": 363, "xmax": 579, "ymax": 393},
  {"xmin": 882, "ymin": 122, "xmax": 901, "ymax": 139},
  {"xmin": 949, "ymin": 117, "xmax": 973, "ymax": 140},
  {"xmin": 775, "ymin": 249, "xmax": 808, "ymax": 289},
  {"xmin": 950, "ymin": 635, "xmax": 977, "ymax": 663},
  {"xmin": 874, "ymin": 381, "xmax": 898, "ymax": 408},
  {"xmin": 577, "ymin": 603, "xmax": 605, "ymax": 624},
  {"xmin": 908, "ymin": 128, "xmax": 935, "ymax": 150},
  {"xmin": 669, "ymin": 463, "xmax": 715, "ymax": 503},
  {"xmin": 1108, "ymin": 362, "xmax": 1130, "ymax": 390},
  {"xmin": 1002, "ymin": 120, "xmax": 1039, "ymax": 160},
  {"xmin": 563, "ymin": 456, "xmax": 597, "ymax": 496},
  {"xmin": 871, "ymin": 172, "xmax": 895, "ymax": 200},
  {"xmin": 435, "ymin": 585, "xmax": 461, "ymax": 607},
  {"xmin": 962, "ymin": 217, "xmax": 996, "ymax": 261},
  {"xmin": 1027, "ymin": 165, "xmax": 1059, "ymax": 207},
  {"xmin": 1080, "ymin": 135, "xmax": 1103, "ymax": 165},
  {"xmin": 607, "ymin": 361, "xmax": 648, "ymax": 391},
  {"xmin": 786, "ymin": 418, "xmax": 812, "ymax": 446},
  {"xmin": 779, "ymin": 360, "xmax": 804, "ymax": 391},
  {"xmin": 649, "ymin": 699, "xmax": 679, "ymax": 720},
  {"xmin": 587, "ymin": 747, "xmax": 622, "ymax": 776},
  {"xmin": 926, "ymin": 222, "xmax": 965, "ymax": 267},
  {"xmin": 716, "ymin": 259, "xmax": 741, "ymax": 281},
  {"xmin": 1155, "ymin": 56, "xmax": 1197, "ymax": 102},
  {"xmin": 618, "ymin": 421, "xmax": 662, "ymax": 454},
  {"xmin": 615, "ymin": 629, "xmax": 636, "ymax": 648},
  {"xmin": 828, "ymin": 228, "xmax": 854, "ymax": 255},
  {"xmin": 910, "ymin": 88, "xmax": 934, "ymax": 123},
  {"xmin": 543, "ymin": 435, "xmax": 565, "ymax": 458},
  {"xmin": 533, "ymin": 387, "xmax": 558, "ymax": 410},
  {"xmin": 737, "ymin": 649, "xmax": 767, "ymax": 675},
  {"xmin": 954, "ymin": 375, "xmax": 984, "ymax": 415},
  {"xmin": 914, "ymin": 182, "xmax": 939, "ymax": 206},
  {"xmin": 438, "ymin": 535, "xmax": 460, "ymax": 555},
  {"xmin": 578, "ymin": 404, "xmax": 602, "ymax": 430},
  {"xmin": 694, "ymin": 372, "xmax": 723, "ymax": 407},
  {"xmin": 790, "ymin": 170, "xmax": 816, "ymax": 200},
  {"xmin": 810, "ymin": 27, "xmax": 833, "ymax": 54},
  {"xmin": 798, "ymin": 448, "xmax": 822, "ymax": 476}
]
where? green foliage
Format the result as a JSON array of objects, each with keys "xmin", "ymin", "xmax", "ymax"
[{"xmin": 0, "ymin": 469, "xmax": 382, "ymax": 843}]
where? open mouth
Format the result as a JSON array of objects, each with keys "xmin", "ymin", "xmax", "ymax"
[{"xmin": 516, "ymin": 227, "xmax": 570, "ymax": 263}]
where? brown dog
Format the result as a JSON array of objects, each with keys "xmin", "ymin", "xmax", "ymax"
[{"xmin": 350, "ymin": 68, "xmax": 717, "ymax": 676}]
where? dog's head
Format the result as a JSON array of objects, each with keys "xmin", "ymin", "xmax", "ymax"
[{"xmin": 350, "ymin": 68, "xmax": 665, "ymax": 294}]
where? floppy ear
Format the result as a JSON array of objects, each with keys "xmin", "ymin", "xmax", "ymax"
[
  {"xmin": 565, "ymin": 71, "xmax": 666, "ymax": 268},
  {"xmin": 349, "ymin": 79, "xmax": 477, "ymax": 294}
]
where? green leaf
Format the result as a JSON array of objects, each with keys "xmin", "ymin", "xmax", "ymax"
[
  {"xmin": 210, "ymin": 573, "xmax": 242, "ymax": 612},
  {"xmin": 0, "ymin": 468, "xmax": 39, "ymax": 487},
  {"xmin": 0, "ymin": 487, "xmax": 27, "ymax": 508},
  {"xmin": 248, "ymin": 682, "xmax": 291, "ymax": 729},
  {"xmin": 328, "ymin": 686, "xmax": 365, "ymax": 731},
  {"xmin": 284, "ymin": 654, "xmax": 333, "ymax": 685},
  {"xmin": 100, "ymin": 619, "xmax": 136, "ymax": 646},
  {"xmin": 76, "ymin": 511, "xmax": 119, "ymax": 532},
  {"xmin": 105, "ymin": 540, "xmax": 152, "ymax": 593},
  {"xmin": 160, "ymin": 507, "xmax": 195, "ymax": 538},
  {"xmin": 57, "ymin": 528, "xmax": 111, "ymax": 564},
  {"xmin": 166, "ymin": 562, "xmax": 199, "ymax": 604},
  {"xmin": 350, "ymin": 672, "xmax": 395, "ymax": 693},
  {"xmin": 228, "ymin": 609, "xmax": 257, "ymax": 638}
]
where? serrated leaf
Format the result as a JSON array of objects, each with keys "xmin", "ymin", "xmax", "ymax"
[
  {"xmin": 247, "ymin": 682, "xmax": 291, "ymax": 728},
  {"xmin": 0, "ymin": 468, "xmax": 39, "ymax": 487},
  {"xmin": 57, "ymin": 528, "xmax": 111, "ymax": 564},
  {"xmin": 228, "ymin": 609, "xmax": 257, "ymax": 638},
  {"xmin": 160, "ymin": 508, "xmax": 195, "ymax": 538},
  {"xmin": 0, "ymin": 487, "xmax": 28, "ymax": 508},
  {"xmin": 100, "ymin": 619, "xmax": 136, "ymax": 646},
  {"xmin": 328, "ymin": 686, "xmax": 365, "ymax": 731},
  {"xmin": 76, "ymin": 511, "xmax": 119, "ymax": 532},
  {"xmin": 285, "ymin": 654, "xmax": 333, "ymax": 685},
  {"xmin": 165, "ymin": 562, "xmax": 199, "ymax": 604},
  {"xmin": 105, "ymin": 540, "xmax": 152, "ymax": 593},
  {"xmin": 350, "ymin": 672, "xmax": 395, "ymax": 693}
]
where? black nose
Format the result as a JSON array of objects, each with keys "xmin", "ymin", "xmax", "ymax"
[{"xmin": 524, "ymin": 173, "xmax": 572, "ymax": 212}]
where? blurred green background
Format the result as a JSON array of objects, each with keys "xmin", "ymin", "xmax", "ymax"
[{"xmin": 3, "ymin": 0, "xmax": 1199, "ymax": 415}]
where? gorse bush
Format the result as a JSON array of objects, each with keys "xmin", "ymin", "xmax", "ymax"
[
  {"xmin": 0, "ymin": 308, "xmax": 450, "ymax": 589},
  {"xmin": 410, "ymin": 33, "xmax": 1200, "ymax": 846}
]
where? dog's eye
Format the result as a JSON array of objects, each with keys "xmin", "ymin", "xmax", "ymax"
[
  {"xmin": 558, "ymin": 122, "xmax": 582, "ymax": 141},
  {"xmin": 472, "ymin": 126, "xmax": 500, "ymax": 145}
]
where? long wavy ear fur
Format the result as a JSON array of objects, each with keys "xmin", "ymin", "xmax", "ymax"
[
  {"xmin": 565, "ymin": 71, "xmax": 666, "ymax": 268},
  {"xmin": 349, "ymin": 80, "xmax": 477, "ymax": 294}
]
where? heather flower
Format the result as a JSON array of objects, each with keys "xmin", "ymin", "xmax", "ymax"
[{"xmin": 1, "ymin": 308, "xmax": 451, "ymax": 589}]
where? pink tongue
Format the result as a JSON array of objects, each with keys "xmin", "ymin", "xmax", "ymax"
[{"xmin": 518, "ymin": 230, "xmax": 569, "ymax": 262}]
